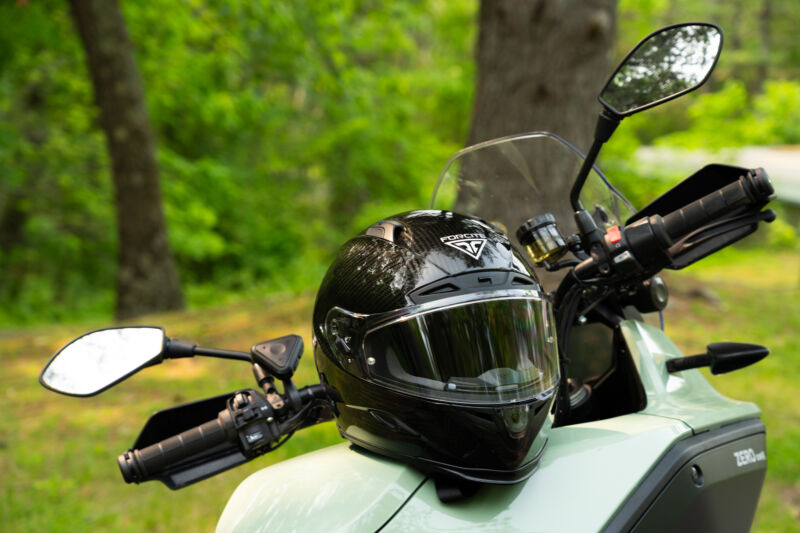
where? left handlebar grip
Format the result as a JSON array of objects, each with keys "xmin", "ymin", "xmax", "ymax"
[{"xmin": 118, "ymin": 414, "xmax": 233, "ymax": 483}]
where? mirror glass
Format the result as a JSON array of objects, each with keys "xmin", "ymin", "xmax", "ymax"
[
  {"xmin": 41, "ymin": 327, "xmax": 165, "ymax": 396},
  {"xmin": 601, "ymin": 24, "xmax": 722, "ymax": 116}
]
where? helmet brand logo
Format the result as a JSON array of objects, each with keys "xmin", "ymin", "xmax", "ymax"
[{"xmin": 440, "ymin": 234, "xmax": 488, "ymax": 260}]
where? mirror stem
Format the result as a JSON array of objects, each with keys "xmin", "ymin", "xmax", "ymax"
[
  {"xmin": 570, "ymin": 111, "xmax": 620, "ymax": 212},
  {"xmin": 193, "ymin": 346, "xmax": 252, "ymax": 362},
  {"xmin": 164, "ymin": 337, "xmax": 251, "ymax": 362}
]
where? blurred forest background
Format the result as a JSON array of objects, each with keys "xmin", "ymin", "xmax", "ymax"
[
  {"xmin": 1, "ymin": 0, "xmax": 799, "ymax": 531},
  {"xmin": 1, "ymin": 0, "xmax": 797, "ymax": 325}
]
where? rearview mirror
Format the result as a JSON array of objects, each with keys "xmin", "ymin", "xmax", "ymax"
[
  {"xmin": 600, "ymin": 23, "xmax": 723, "ymax": 117},
  {"xmin": 40, "ymin": 326, "xmax": 166, "ymax": 396},
  {"xmin": 570, "ymin": 23, "xmax": 723, "ymax": 212}
]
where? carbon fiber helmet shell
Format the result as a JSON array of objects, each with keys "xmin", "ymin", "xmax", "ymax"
[{"xmin": 313, "ymin": 210, "xmax": 556, "ymax": 484}]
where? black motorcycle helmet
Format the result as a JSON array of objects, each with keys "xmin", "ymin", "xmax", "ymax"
[{"xmin": 313, "ymin": 210, "xmax": 558, "ymax": 484}]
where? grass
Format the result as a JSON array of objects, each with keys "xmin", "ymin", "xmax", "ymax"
[{"xmin": 1, "ymin": 247, "xmax": 798, "ymax": 531}]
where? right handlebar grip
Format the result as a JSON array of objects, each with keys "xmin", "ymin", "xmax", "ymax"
[
  {"xmin": 661, "ymin": 169, "xmax": 773, "ymax": 240},
  {"xmin": 118, "ymin": 414, "xmax": 233, "ymax": 483}
]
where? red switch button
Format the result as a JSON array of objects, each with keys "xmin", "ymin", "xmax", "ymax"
[{"xmin": 606, "ymin": 225, "xmax": 622, "ymax": 244}]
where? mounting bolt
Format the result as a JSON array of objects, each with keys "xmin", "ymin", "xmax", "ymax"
[{"xmin": 690, "ymin": 464, "xmax": 704, "ymax": 487}]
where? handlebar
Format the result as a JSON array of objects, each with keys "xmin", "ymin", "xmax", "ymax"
[
  {"xmin": 574, "ymin": 168, "xmax": 774, "ymax": 282},
  {"xmin": 118, "ymin": 385, "xmax": 332, "ymax": 487},
  {"xmin": 119, "ymin": 412, "xmax": 235, "ymax": 483},
  {"xmin": 660, "ymin": 168, "xmax": 773, "ymax": 240}
]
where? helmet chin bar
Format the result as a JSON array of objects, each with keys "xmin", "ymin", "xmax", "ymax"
[{"xmin": 332, "ymin": 379, "xmax": 555, "ymax": 498}]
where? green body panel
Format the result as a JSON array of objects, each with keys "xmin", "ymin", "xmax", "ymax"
[
  {"xmin": 382, "ymin": 414, "xmax": 690, "ymax": 532},
  {"xmin": 621, "ymin": 320, "xmax": 761, "ymax": 432},
  {"xmin": 217, "ymin": 320, "xmax": 763, "ymax": 532},
  {"xmin": 215, "ymin": 443, "xmax": 425, "ymax": 533}
]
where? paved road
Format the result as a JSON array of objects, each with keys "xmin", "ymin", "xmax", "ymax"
[{"xmin": 636, "ymin": 146, "xmax": 800, "ymax": 205}]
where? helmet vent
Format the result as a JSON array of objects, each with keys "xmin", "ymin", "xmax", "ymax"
[
  {"xmin": 478, "ymin": 276, "xmax": 492, "ymax": 284},
  {"xmin": 365, "ymin": 221, "xmax": 404, "ymax": 243},
  {"xmin": 419, "ymin": 283, "xmax": 459, "ymax": 296},
  {"xmin": 512, "ymin": 276, "xmax": 535, "ymax": 286}
]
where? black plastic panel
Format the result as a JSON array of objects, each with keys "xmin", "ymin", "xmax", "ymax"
[
  {"xmin": 604, "ymin": 419, "xmax": 767, "ymax": 533},
  {"xmin": 251, "ymin": 334, "xmax": 303, "ymax": 379},
  {"xmin": 133, "ymin": 392, "xmax": 232, "ymax": 449}
]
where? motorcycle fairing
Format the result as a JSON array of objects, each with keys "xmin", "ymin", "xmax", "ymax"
[
  {"xmin": 215, "ymin": 443, "xmax": 426, "ymax": 533},
  {"xmin": 624, "ymin": 320, "xmax": 762, "ymax": 432}
]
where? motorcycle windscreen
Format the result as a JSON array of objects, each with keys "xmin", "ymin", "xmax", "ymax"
[{"xmin": 362, "ymin": 298, "xmax": 558, "ymax": 405}]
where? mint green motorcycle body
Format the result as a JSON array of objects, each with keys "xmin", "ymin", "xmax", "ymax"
[{"xmin": 216, "ymin": 320, "xmax": 767, "ymax": 532}]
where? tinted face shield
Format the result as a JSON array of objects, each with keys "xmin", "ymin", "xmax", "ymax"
[{"xmin": 325, "ymin": 290, "xmax": 558, "ymax": 405}]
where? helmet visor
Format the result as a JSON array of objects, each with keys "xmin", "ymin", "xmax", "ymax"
[{"xmin": 362, "ymin": 295, "xmax": 558, "ymax": 404}]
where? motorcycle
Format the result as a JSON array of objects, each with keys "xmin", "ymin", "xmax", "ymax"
[{"xmin": 40, "ymin": 23, "xmax": 776, "ymax": 532}]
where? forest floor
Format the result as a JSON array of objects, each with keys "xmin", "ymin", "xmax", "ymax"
[{"xmin": 1, "ymin": 247, "xmax": 798, "ymax": 532}]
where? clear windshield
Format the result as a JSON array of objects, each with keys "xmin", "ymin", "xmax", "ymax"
[{"xmin": 431, "ymin": 132, "xmax": 635, "ymax": 292}]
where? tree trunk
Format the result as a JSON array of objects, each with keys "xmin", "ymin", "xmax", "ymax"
[
  {"xmin": 468, "ymin": 0, "xmax": 616, "ymax": 148},
  {"xmin": 463, "ymin": 0, "xmax": 616, "ymax": 213},
  {"xmin": 69, "ymin": 0, "xmax": 184, "ymax": 319}
]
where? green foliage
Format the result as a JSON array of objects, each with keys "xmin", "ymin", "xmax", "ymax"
[
  {"xmin": 0, "ymin": 0, "xmax": 476, "ymax": 325},
  {"xmin": 655, "ymin": 81, "xmax": 753, "ymax": 148},
  {"xmin": 0, "ymin": 1, "xmax": 116, "ymax": 325},
  {"xmin": 762, "ymin": 211, "xmax": 799, "ymax": 250},
  {"xmin": 752, "ymin": 80, "xmax": 800, "ymax": 144},
  {"xmin": 2, "ymin": 0, "xmax": 799, "ymax": 325},
  {"xmin": 652, "ymin": 80, "xmax": 800, "ymax": 148}
]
